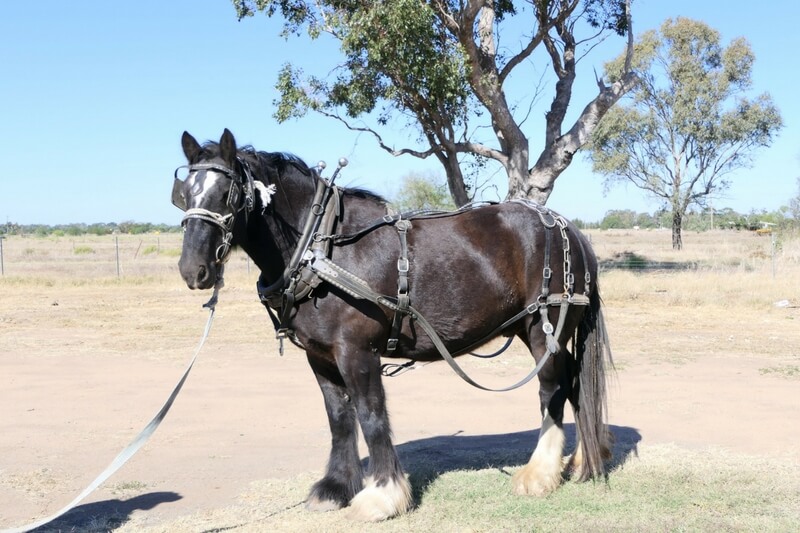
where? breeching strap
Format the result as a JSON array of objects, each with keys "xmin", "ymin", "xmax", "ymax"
[
  {"xmin": 0, "ymin": 289, "xmax": 220, "ymax": 533},
  {"xmin": 309, "ymin": 251, "xmax": 579, "ymax": 392}
]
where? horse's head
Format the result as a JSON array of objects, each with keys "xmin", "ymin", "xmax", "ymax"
[{"xmin": 174, "ymin": 129, "xmax": 249, "ymax": 290}]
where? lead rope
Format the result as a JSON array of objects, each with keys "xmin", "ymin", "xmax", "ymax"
[{"xmin": 0, "ymin": 280, "xmax": 222, "ymax": 533}]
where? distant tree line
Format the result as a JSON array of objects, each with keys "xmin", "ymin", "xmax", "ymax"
[
  {"xmin": 573, "ymin": 207, "xmax": 799, "ymax": 232},
  {"xmin": 2, "ymin": 221, "xmax": 181, "ymax": 237}
]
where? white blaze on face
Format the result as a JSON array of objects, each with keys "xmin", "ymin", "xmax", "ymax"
[{"xmin": 185, "ymin": 171, "xmax": 229, "ymax": 210}]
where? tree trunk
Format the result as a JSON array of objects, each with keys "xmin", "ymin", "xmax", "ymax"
[
  {"xmin": 437, "ymin": 149, "xmax": 471, "ymax": 207},
  {"xmin": 672, "ymin": 209, "xmax": 683, "ymax": 250}
]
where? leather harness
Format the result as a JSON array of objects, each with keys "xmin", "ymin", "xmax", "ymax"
[
  {"xmin": 175, "ymin": 158, "xmax": 592, "ymax": 391},
  {"xmin": 254, "ymin": 172, "xmax": 592, "ymax": 391}
]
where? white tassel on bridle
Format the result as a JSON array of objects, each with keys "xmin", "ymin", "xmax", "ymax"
[{"xmin": 254, "ymin": 181, "xmax": 277, "ymax": 213}]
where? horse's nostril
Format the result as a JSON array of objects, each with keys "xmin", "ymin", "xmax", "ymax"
[{"xmin": 197, "ymin": 265, "xmax": 207, "ymax": 283}]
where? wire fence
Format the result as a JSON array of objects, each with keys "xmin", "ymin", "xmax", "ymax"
[
  {"xmin": 0, "ymin": 229, "xmax": 796, "ymax": 281},
  {"xmin": 0, "ymin": 233, "xmax": 254, "ymax": 281}
]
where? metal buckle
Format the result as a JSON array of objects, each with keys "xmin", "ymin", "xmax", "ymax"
[{"xmin": 397, "ymin": 258, "xmax": 410, "ymax": 273}]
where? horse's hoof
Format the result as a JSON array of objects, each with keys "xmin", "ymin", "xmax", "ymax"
[
  {"xmin": 306, "ymin": 477, "xmax": 356, "ymax": 512},
  {"xmin": 346, "ymin": 476, "xmax": 412, "ymax": 522},
  {"xmin": 512, "ymin": 461, "xmax": 562, "ymax": 497}
]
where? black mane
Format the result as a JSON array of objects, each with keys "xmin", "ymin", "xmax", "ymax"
[{"xmin": 200, "ymin": 140, "xmax": 386, "ymax": 203}]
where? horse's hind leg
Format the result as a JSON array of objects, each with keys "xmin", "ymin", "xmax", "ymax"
[
  {"xmin": 512, "ymin": 335, "xmax": 572, "ymax": 496},
  {"xmin": 305, "ymin": 355, "xmax": 363, "ymax": 511},
  {"xmin": 337, "ymin": 348, "xmax": 412, "ymax": 522}
]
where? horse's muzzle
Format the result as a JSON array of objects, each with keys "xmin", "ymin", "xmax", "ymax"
[{"xmin": 179, "ymin": 259, "xmax": 217, "ymax": 290}]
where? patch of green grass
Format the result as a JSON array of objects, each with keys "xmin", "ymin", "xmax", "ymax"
[
  {"xmin": 113, "ymin": 445, "xmax": 800, "ymax": 533},
  {"xmin": 110, "ymin": 480, "xmax": 148, "ymax": 495},
  {"xmin": 73, "ymin": 245, "xmax": 95, "ymax": 255},
  {"xmin": 759, "ymin": 365, "xmax": 800, "ymax": 379},
  {"xmin": 141, "ymin": 244, "xmax": 159, "ymax": 255}
]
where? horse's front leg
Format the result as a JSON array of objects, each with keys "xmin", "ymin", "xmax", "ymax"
[
  {"xmin": 305, "ymin": 354, "xmax": 363, "ymax": 511},
  {"xmin": 338, "ymin": 347, "xmax": 412, "ymax": 522}
]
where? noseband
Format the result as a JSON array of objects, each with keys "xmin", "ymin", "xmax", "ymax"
[{"xmin": 173, "ymin": 160, "xmax": 256, "ymax": 264}]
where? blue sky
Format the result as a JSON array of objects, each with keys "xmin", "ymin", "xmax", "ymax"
[{"xmin": 1, "ymin": 0, "xmax": 797, "ymax": 225}]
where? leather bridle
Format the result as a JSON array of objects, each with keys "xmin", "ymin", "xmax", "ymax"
[{"xmin": 172, "ymin": 160, "xmax": 256, "ymax": 264}]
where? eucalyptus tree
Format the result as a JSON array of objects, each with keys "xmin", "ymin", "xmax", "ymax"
[
  {"xmin": 587, "ymin": 17, "xmax": 783, "ymax": 249},
  {"xmin": 394, "ymin": 172, "xmax": 456, "ymax": 212},
  {"xmin": 233, "ymin": 0, "xmax": 638, "ymax": 206}
]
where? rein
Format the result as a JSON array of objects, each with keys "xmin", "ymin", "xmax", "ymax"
[{"xmin": 1, "ymin": 286, "xmax": 223, "ymax": 533}]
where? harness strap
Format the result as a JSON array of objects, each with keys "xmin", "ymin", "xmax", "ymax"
[
  {"xmin": 257, "ymin": 193, "xmax": 593, "ymax": 392},
  {"xmin": 575, "ymin": 228, "xmax": 592, "ymax": 295},
  {"xmin": 538, "ymin": 222, "xmax": 560, "ymax": 353},
  {"xmin": 308, "ymin": 252, "xmax": 586, "ymax": 392},
  {"xmin": 330, "ymin": 201, "xmax": 498, "ymax": 245},
  {"xmin": 181, "ymin": 208, "xmax": 235, "ymax": 264},
  {"xmin": 387, "ymin": 219, "xmax": 412, "ymax": 353},
  {"xmin": 406, "ymin": 304, "xmax": 555, "ymax": 392},
  {"xmin": 258, "ymin": 178, "xmax": 339, "ymax": 351}
]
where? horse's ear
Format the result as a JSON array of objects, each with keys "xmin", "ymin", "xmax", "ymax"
[
  {"xmin": 219, "ymin": 129, "xmax": 237, "ymax": 168},
  {"xmin": 181, "ymin": 131, "xmax": 202, "ymax": 163}
]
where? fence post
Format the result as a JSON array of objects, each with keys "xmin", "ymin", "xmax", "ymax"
[
  {"xmin": 771, "ymin": 231, "xmax": 776, "ymax": 279},
  {"xmin": 0, "ymin": 235, "xmax": 4, "ymax": 276},
  {"xmin": 115, "ymin": 236, "xmax": 121, "ymax": 278}
]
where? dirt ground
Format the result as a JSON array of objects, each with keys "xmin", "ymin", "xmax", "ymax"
[{"xmin": 1, "ymin": 257, "xmax": 800, "ymax": 530}]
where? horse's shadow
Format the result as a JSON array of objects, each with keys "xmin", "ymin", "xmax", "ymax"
[
  {"xmin": 27, "ymin": 491, "xmax": 182, "ymax": 532},
  {"xmin": 27, "ymin": 425, "xmax": 640, "ymax": 531},
  {"xmin": 390, "ymin": 424, "xmax": 642, "ymax": 500}
]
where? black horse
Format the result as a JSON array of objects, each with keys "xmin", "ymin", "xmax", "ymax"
[{"xmin": 174, "ymin": 129, "xmax": 612, "ymax": 521}]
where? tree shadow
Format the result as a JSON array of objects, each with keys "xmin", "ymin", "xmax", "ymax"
[
  {"xmin": 386, "ymin": 424, "xmax": 641, "ymax": 502},
  {"xmin": 28, "ymin": 491, "xmax": 182, "ymax": 532},
  {"xmin": 600, "ymin": 251, "xmax": 699, "ymax": 271}
]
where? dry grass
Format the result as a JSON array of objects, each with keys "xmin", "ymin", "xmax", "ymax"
[
  {"xmin": 70, "ymin": 446, "xmax": 798, "ymax": 532},
  {"xmin": 2, "ymin": 229, "xmax": 800, "ymax": 532}
]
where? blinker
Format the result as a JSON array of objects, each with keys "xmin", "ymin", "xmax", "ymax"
[
  {"xmin": 171, "ymin": 164, "xmax": 243, "ymax": 213},
  {"xmin": 171, "ymin": 176, "xmax": 187, "ymax": 211}
]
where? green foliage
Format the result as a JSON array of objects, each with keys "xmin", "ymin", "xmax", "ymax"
[
  {"xmin": 232, "ymin": 0, "xmax": 635, "ymax": 207},
  {"xmin": 597, "ymin": 206, "xmax": 798, "ymax": 232},
  {"xmin": 262, "ymin": 0, "xmax": 470, "ymax": 126},
  {"xmin": 392, "ymin": 172, "xmax": 455, "ymax": 213},
  {"xmin": 73, "ymin": 245, "xmax": 95, "ymax": 255},
  {"xmin": 88, "ymin": 223, "xmax": 113, "ymax": 236},
  {"xmin": 2, "ymin": 222, "xmax": 181, "ymax": 237},
  {"xmin": 600, "ymin": 209, "xmax": 639, "ymax": 230},
  {"xmin": 589, "ymin": 17, "xmax": 783, "ymax": 249}
]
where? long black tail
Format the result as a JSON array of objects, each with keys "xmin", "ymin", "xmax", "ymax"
[{"xmin": 573, "ymin": 284, "xmax": 613, "ymax": 481}]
